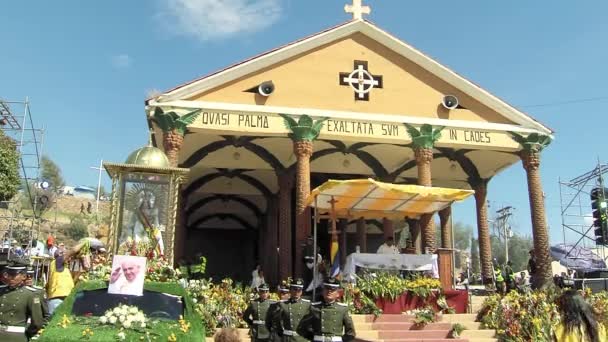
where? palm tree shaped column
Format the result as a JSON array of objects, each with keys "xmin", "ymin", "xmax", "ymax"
[
  {"xmin": 510, "ymin": 132, "xmax": 552, "ymax": 289},
  {"xmin": 280, "ymin": 114, "xmax": 328, "ymax": 277},
  {"xmin": 405, "ymin": 124, "xmax": 444, "ymax": 253},
  {"xmin": 151, "ymin": 107, "xmax": 201, "ymax": 262},
  {"xmin": 151, "ymin": 107, "xmax": 202, "ymax": 167},
  {"xmin": 471, "ymin": 179, "xmax": 494, "ymax": 284}
]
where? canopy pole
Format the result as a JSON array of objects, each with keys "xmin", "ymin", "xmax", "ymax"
[{"xmin": 312, "ymin": 195, "xmax": 319, "ymax": 301}]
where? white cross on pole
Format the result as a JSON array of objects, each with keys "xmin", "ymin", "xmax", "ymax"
[
  {"xmin": 342, "ymin": 65, "xmax": 380, "ymax": 99},
  {"xmin": 345, "ymin": 0, "xmax": 371, "ymax": 20},
  {"xmin": 89, "ymin": 159, "xmax": 103, "ymax": 222}
]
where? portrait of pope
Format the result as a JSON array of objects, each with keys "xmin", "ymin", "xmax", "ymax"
[{"xmin": 108, "ymin": 255, "xmax": 147, "ymax": 296}]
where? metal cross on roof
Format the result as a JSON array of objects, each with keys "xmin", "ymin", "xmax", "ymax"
[
  {"xmin": 339, "ymin": 60, "xmax": 383, "ymax": 101},
  {"xmin": 344, "ymin": 0, "xmax": 371, "ymax": 20}
]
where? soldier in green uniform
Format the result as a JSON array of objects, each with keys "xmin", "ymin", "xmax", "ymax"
[
  {"xmin": 298, "ymin": 278, "xmax": 356, "ymax": 342},
  {"xmin": 276, "ymin": 278, "xmax": 311, "ymax": 342},
  {"xmin": 266, "ymin": 281, "xmax": 290, "ymax": 342},
  {"xmin": 24, "ymin": 267, "xmax": 49, "ymax": 322},
  {"xmin": 0, "ymin": 265, "xmax": 44, "ymax": 342},
  {"xmin": 243, "ymin": 283, "xmax": 275, "ymax": 342}
]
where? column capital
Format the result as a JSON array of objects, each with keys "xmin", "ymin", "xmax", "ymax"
[
  {"xmin": 469, "ymin": 177, "xmax": 490, "ymax": 191},
  {"xmin": 293, "ymin": 140, "xmax": 313, "ymax": 158},
  {"xmin": 414, "ymin": 147, "xmax": 434, "ymax": 164},
  {"xmin": 438, "ymin": 206, "xmax": 452, "ymax": 220}
]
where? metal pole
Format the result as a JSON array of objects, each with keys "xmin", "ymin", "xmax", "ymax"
[
  {"xmin": 90, "ymin": 159, "xmax": 104, "ymax": 223},
  {"xmin": 504, "ymin": 222, "xmax": 509, "ymax": 263},
  {"xmin": 312, "ymin": 195, "xmax": 318, "ymax": 301},
  {"xmin": 558, "ymin": 177, "xmax": 566, "ymax": 246},
  {"xmin": 450, "ymin": 204, "xmax": 456, "ymax": 288},
  {"xmin": 96, "ymin": 159, "xmax": 103, "ymax": 221}
]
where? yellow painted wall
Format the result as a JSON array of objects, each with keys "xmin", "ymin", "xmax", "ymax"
[{"xmin": 189, "ymin": 33, "xmax": 515, "ymax": 125}]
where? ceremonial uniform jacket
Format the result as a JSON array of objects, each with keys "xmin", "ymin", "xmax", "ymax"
[
  {"xmin": 298, "ymin": 301, "xmax": 356, "ymax": 342},
  {"xmin": 244, "ymin": 298, "xmax": 276, "ymax": 341},
  {"xmin": 276, "ymin": 298, "xmax": 311, "ymax": 342},
  {"xmin": 265, "ymin": 301, "xmax": 282, "ymax": 342},
  {"xmin": 0, "ymin": 285, "xmax": 44, "ymax": 342}
]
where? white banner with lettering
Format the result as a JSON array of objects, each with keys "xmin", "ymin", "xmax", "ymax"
[{"xmin": 343, "ymin": 253, "xmax": 438, "ymax": 281}]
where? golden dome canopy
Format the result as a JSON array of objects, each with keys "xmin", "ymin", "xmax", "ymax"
[{"xmin": 125, "ymin": 145, "xmax": 170, "ymax": 168}]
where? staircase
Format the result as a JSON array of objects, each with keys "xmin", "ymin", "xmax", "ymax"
[
  {"xmin": 206, "ymin": 312, "xmax": 497, "ymax": 342},
  {"xmin": 441, "ymin": 314, "xmax": 497, "ymax": 342},
  {"xmin": 353, "ymin": 314, "xmax": 465, "ymax": 342}
]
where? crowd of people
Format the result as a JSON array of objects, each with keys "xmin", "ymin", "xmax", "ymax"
[{"xmin": 0, "ymin": 235, "xmax": 110, "ymax": 340}]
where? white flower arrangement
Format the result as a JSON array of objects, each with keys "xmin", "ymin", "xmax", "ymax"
[{"xmin": 99, "ymin": 304, "xmax": 148, "ymax": 330}]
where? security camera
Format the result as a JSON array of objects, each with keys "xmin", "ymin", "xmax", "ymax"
[
  {"xmin": 258, "ymin": 81, "xmax": 275, "ymax": 97},
  {"xmin": 441, "ymin": 95, "xmax": 459, "ymax": 110}
]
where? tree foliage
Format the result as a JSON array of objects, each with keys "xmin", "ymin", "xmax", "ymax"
[
  {"xmin": 404, "ymin": 123, "xmax": 445, "ymax": 149},
  {"xmin": 280, "ymin": 114, "xmax": 328, "ymax": 141},
  {"xmin": 491, "ymin": 233, "xmax": 534, "ymax": 273},
  {"xmin": 434, "ymin": 221, "xmax": 473, "ymax": 251},
  {"xmin": 470, "ymin": 237, "xmax": 480, "ymax": 275},
  {"xmin": 64, "ymin": 217, "xmax": 88, "ymax": 241},
  {"xmin": 151, "ymin": 107, "xmax": 202, "ymax": 135},
  {"xmin": 0, "ymin": 130, "xmax": 20, "ymax": 202},
  {"xmin": 41, "ymin": 155, "xmax": 65, "ymax": 191}
]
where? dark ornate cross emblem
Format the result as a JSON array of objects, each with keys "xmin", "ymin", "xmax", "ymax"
[{"xmin": 339, "ymin": 60, "xmax": 383, "ymax": 101}]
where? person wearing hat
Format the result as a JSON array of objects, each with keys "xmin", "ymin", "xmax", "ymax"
[
  {"xmin": 265, "ymin": 281, "xmax": 291, "ymax": 342},
  {"xmin": 0, "ymin": 264, "xmax": 44, "ymax": 342},
  {"xmin": 243, "ymin": 283, "xmax": 276, "ymax": 342},
  {"xmin": 23, "ymin": 267, "xmax": 49, "ymax": 334},
  {"xmin": 298, "ymin": 278, "xmax": 355, "ymax": 342},
  {"xmin": 274, "ymin": 278, "xmax": 311, "ymax": 342},
  {"xmin": 46, "ymin": 251, "xmax": 74, "ymax": 315}
]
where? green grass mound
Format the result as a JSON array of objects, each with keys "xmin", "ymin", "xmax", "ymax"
[{"xmin": 37, "ymin": 280, "xmax": 204, "ymax": 342}]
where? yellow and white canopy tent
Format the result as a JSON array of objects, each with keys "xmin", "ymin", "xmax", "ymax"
[
  {"xmin": 308, "ymin": 178, "xmax": 475, "ymax": 220},
  {"xmin": 306, "ymin": 178, "xmax": 474, "ymax": 288}
]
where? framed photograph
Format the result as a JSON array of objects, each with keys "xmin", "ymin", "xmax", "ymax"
[{"xmin": 108, "ymin": 255, "xmax": 147, "ymax": 296}]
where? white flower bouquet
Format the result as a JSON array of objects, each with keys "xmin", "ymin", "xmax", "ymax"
[{"xmin": 99, "ymin": 304, "xmax": 148, "ymax": 330}]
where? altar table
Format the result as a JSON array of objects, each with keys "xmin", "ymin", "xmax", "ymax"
[{"xmin": 343, "ymin": 253, "xmax": 438, "ymax": 282}]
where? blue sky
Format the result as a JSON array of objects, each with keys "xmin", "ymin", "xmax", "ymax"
[{"xmin": 1, "ymin": 1, "xmax": 607, "ymax": 245}]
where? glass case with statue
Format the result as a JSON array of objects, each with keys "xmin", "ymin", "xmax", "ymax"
[
  {"xmin": 118, "ymin": 174, "xmax": 170, "ymax": 257},
  {"xmin": 103, "ymin": 144, "xmax": 189, "ymax": 264}
]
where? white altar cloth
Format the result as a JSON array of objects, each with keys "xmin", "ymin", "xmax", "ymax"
[{"xmin": 343, "ymin": 253, "xmax": 438, "ymax": 281}]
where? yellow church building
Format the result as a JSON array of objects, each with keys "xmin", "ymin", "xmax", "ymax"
[{"xmin": 143, "ymin": 1, "xmax": 554, "ymax": 286}]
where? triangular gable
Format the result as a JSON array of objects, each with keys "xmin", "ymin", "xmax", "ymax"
[{"xmin": 149, "ymin": 20, "xmax": 552, "ymax": 135}]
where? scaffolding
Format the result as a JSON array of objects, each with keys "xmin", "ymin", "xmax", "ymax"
[
  {"xmin": 0, "ymin": 97, "xmax": 44, "ymax": 263},
  {"xmin": 558, "ymin": 161, "xmax": 608, "ymax": 263}
]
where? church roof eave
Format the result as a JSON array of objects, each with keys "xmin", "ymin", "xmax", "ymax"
[{"xmin": 147, "ymin": 19, "xmax": 553, "ymax": 135}]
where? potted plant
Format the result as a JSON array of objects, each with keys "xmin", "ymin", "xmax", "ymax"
[
  {"xmin": 411, "ymin": 307, "xmax": 436, "ymax": 329},
  {"xmin": 450, "ymin": 323, "xmax": 466, "ymax": 338}
]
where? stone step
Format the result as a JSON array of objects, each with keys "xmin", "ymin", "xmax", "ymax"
[
  {"xmin": 371, "ymin": 322, "xmax": 453, "ymax": 331},
  {"xmin": 353, "ymin": 314, "xmax": 419, "ymax": 323},
  {"xmin": 377, "ymin": 330, "xmax": 451, "ymax": 339},
  {"xmin": 454, "ymin": 321, "xmax": 481, "ymax": 330},
  {"xmin": 439, "ymin": 313, "xmax": 477, "ymax": 323},
  {"xmin": 461, "ymin": 329, "xmax": 496, "ymax": 338}
]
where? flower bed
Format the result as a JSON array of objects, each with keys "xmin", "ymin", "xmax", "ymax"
[
  {"xmin": 186, "ymin": 278, "xmax": 254, "ymax": 337},
  {"xmin": 477, "ymin": 289, "xmax": 608, "ymax": 341},
  {"xmin": 36, "ymin": 280, "xmax": 204, "ymax": 341},
  {"xmin": 352, "ymin": 272, "xmax": 465, "ymax": 314}
]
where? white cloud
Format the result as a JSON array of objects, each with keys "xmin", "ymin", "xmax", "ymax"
[
  {"xmin": 111, "ymin": 54, "xmax": 132, "ymax": 69},
  {"xmin": 158, "ymin": 0, "xmax": 282, "ymax": 41}
]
